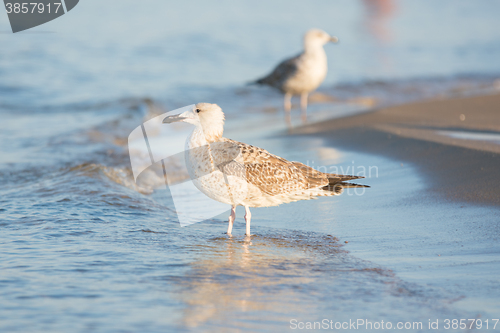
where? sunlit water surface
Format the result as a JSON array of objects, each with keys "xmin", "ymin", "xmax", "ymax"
[{"xmin": 1, "ymin": 0, "xmax": 500, "ymax": 331}]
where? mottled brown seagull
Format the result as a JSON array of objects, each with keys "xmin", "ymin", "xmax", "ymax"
[
  {"xmin": 252, "ymin": 29, "xmax": 339, "ymax": 126},
  {"xmin": 163, "ymin": 103, "xmax": 367, "ymax": 236}
]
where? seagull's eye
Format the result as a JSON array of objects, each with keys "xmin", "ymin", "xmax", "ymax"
[{"xmin": 196, "ymin": 109, "xmax": 201, "ymax": 113}]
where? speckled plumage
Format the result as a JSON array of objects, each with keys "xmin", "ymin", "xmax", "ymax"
[
  {"xmin": 163, "ymin": 103, "xmax": 367, "ymax": 236},
  {"xmin": 216, "ymin": 138, "xmax": 366, "ymax": 207}
]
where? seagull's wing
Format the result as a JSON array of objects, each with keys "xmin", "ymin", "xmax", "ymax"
[
  {"xmin": 289, "ymin": 162, "xmax": 364, "ymax": 182},
  {"xmin": 254, "ymin": 54, "xmax": 302, "ymax": 88},
  {"xmin": 289, "ymin": 161, "xmax": 369, "ymax": 192},
  {"xmin": 215, "ymin": 139, "xmax": 366, "ymax": 197}
]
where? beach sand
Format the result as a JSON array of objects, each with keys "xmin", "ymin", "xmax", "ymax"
[
  {"xmin": 293, "ymin": 93, "xmax": 500, "ymax": 206},
  {"xmin": 282, "ymin": 93, "xmax": 500, "ymax": 319}
]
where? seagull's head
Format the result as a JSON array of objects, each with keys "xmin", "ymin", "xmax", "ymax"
[
  {"xmin": 304, "ymin": 29, "xmax": 339, "ymax": 50},
  {"xmin": 163, "ymin": 103, "xmax": 225, "ymax": 142}
]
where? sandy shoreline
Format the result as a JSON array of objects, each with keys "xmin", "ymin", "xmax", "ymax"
[{"xmin": 293, "ymin": 93, "xmax": 500, "ymax": 206}]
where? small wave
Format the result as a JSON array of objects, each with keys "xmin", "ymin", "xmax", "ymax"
[
  {"xmin": 138, "ymin": 229, "xmax": 169, "ymax": 234},
  {"xmin": 66, "ymin": 160, "xmax": 190, "ymax": 197},
  {"xmin": 327, "ymin": 74, "xmax": 500, "ymax": 108},
  {"xmin": 67, "ymin": 163, "xmax": 157, "ymax": 194}
]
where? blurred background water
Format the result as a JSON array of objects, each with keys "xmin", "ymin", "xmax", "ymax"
[
  {"xmin": 1, "ymin": 0, "xmax": 500, "ymax": 332},
  {"xmin": 1, "ymin": 0, "xmax": 500, "ymax": 107}
]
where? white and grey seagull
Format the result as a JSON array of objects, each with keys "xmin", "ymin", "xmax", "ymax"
[
  {"xmin": 163, "ymin": 103, "xmax": 367, "ymax": 236},
  {"xmin": 252, "ymin": 29, "xmax": 338, "ymax": 126}
]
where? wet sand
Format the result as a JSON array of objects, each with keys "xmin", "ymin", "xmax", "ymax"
[
  {"xmin": 293, "ymin": 93, "xmax": 500, "ymax": 206},
  {"xmin": 286, "ymin": 93, "xmax": 500, "ymax": 320}
]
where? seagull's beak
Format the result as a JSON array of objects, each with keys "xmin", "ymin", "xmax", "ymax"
[
  {"xmin": 330, "ymin": 36, "xmax": 339, "ymax": 43},
  {"xmin": 162, "ymin": 114, "xmax": 187, "ymax": 124}
]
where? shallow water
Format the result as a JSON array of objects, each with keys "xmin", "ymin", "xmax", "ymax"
[
  {"xmin": 2, "ymin": 96, "xmax": 500, "ymax": 331},
  {"xmin": 437, "ymin": 130, "xmax": 500, "ymax": 144},
  {"xmin": 2, "ymin": 0, "xmax": 500, "ymax": 332}
]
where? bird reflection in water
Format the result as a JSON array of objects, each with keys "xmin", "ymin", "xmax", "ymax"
[{"xmin": 176, "ymin": 233, "xmax": 344, "ymax": 329}]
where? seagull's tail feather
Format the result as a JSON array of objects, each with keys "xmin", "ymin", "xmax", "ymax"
[
  {"xmin": 246, "ymin": 77, "xmax": 266, "ymax": 86},
  {"xmin": 321, "ymin": 181, "xmax": 370, "ymax": 194},
  {"xmin": 291, "ymin": 162, "xmax": 370, "ymax": 193},
  {"xmin": 338, "ymin": 182, "xmax": 370, "ymax": 188},
  {"xmin": 322, "ymin": 173, "xmax": 370, "ymax": 193},
  {"xmin": 328, "ymin": 174, "xmax": 364, "ymax": 182}
]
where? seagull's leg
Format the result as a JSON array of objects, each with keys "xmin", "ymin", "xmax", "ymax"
[
  {"xmin": 244, "ymin": 206, "xmax": 252, "ymax": 236},
  {"xmin": 284, "ymin": 93, "xmax": 292, "ymax": 127},
  {"xmin": 300, "ymin": 92, "xmax": 308, "ymax": 123},
  {"xmin": 227, "ymin": 205, "xmax": 236, "ymax": 236}
]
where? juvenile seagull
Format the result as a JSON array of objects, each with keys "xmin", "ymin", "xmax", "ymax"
[
  {"xmin": 252, "ymin": 29, "xmax": 339, "ymax": 125},
  {"xmin": 163, "ymin": 103, "xmax": 367, "ymax": 236}
]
